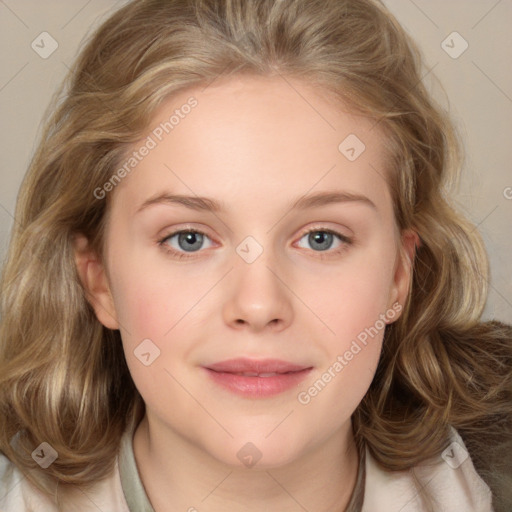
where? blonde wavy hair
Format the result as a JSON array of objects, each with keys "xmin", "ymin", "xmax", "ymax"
[{"xmin": 1, "ymin": 0, "xmax": 511, "ymax": 510}]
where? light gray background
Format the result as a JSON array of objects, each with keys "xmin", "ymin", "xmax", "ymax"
[{"xmin": 0, "ymin": 1, "xmax": 511, "ymax": 322}]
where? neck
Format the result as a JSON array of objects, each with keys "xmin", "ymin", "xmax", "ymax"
[{"xmin": 133, "ymin": 414, "xmax": 360, "ymax": 512}]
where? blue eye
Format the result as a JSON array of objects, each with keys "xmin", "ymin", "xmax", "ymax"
[
  {"xmin": 296, "ymin": 228, "xmax": 352, "ymax": 257},
  {"xmin": 158, "ymin": 227, "xmax": 353, "ymax": 261},
  {"xmin": 159, "ymin": 229, "xmax": 213, "ymax": 258}
]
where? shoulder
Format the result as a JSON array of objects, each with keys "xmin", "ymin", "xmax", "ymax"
[
  {"xmin": 362, "ymin": 427, "xmax": 495, "ymax": 512},
  {"xmin": 0, "ymin": 451, "xmax": 130, "ymax": 512},
  {"xmin": 0, "ymin": 451, "xmax": 57, "ymax": 512}
]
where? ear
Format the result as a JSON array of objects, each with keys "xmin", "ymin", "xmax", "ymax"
[
  {"xmin": 387, "ymin": 228, "xmax": 419, "ymax": 321},
  {"xmin": 73, "ymin": 233, "xmax": 119, "ymax": 330}
]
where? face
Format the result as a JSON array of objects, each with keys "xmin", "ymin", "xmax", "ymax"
[{"xmin": 77, "ymin": 74, "xmax": 416, "ymax": 468}]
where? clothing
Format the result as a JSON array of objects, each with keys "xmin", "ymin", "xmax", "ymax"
[{"xmin": 0, "ymin": 424, "xmax": 494, "ymax": 511}]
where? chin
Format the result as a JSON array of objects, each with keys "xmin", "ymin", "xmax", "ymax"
[{"xmin": 206, "ymin": 431, "xmax": 307, "ymax": 470}]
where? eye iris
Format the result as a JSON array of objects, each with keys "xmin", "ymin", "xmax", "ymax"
[
  {"xmin": 309, "ymin": 231, "xmax": 333, "ymax": 251},
  {"xmin": 178, "ymin": 232, "xmax": 203, "ymax": 252}
]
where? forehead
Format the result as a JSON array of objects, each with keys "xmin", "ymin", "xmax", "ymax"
[{"xmin": 112, "ymin": 74, "xmax": 392, "ymax": 217}]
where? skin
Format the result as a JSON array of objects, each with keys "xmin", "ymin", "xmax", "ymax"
[{"xmin": 75, "ymin": 74, "xmax": 417, "ymax": 512}]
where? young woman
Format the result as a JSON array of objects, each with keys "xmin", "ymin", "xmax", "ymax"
[{"xmin": 1, "ymin": 1, "xmax": 510, "ymax": 511}]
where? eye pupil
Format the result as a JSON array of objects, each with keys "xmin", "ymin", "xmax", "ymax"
[
  {"xmin": 309, "ymin": 231, "xmax": 333, "ymax": 251},
  {"xmin": 178, "ymin": 232, "xmax": 203, "ymax": 252}
]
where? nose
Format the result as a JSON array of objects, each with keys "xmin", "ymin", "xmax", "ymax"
[{"xmin": 222, "ymin": 249, "xmax": 294, "ymax": 333}]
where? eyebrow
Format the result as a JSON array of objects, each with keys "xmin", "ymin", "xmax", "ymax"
[{"xmin": 136, "ymin": 190, "xmax": 377, "ymax": 214}]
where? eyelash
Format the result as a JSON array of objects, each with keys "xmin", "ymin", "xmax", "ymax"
[{"xmin": 157, "ymin": 227, "xmax": 353, "ymax": 261}]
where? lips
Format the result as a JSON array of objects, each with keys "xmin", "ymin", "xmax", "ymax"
[
  {"xmin": 206, "ymin": 358, "xmax": 309, "ymax": 374},
  {"xmin": 203, "ymin": 358, "xmax": 313, "ymax": 398}
]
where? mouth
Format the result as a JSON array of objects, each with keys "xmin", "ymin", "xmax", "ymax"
[{"xmin": 202, "ymin": 358, "xmax": 313, "ymax": 398}]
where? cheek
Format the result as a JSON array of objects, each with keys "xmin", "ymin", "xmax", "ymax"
[
  {"xmin": 296, "ymin": 261, "xmax": 393, "ymax": 426},
  {"xmin": 308, "ymin": 242, "xmax": 397, "ymax": 345},
  {"xmin": 108, "ymin": 253, "xmax": 210, "ymax": 340},
  {"xmin": 295, "ymin": 241, "xmax": 397, "ymax": 409}
]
